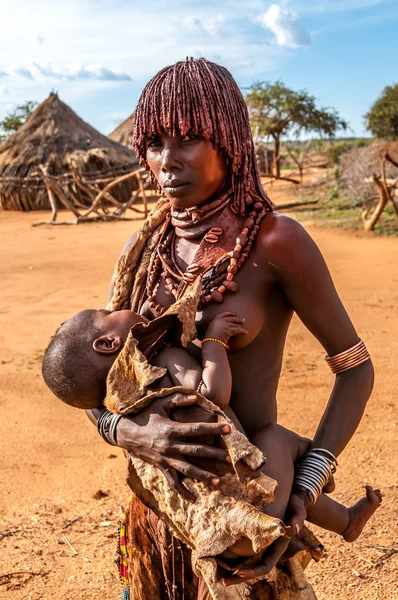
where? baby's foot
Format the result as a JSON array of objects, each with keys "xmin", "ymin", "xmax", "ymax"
[{"xmin": 342, "ymin": 486, "xmax": 382, "ymax": 542}]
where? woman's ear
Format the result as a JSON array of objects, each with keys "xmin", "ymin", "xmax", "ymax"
[{"xmin": 93, "ymin": 335, "xmax": 123, "ymax": 355}]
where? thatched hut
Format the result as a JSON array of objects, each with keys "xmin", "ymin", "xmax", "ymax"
[
  {"xmin": 108, "ymin": 112, "xmax": 135, "ymax": 148},
  {"xmin": 0, "ymin": 93, "xmax": 139, "ymax": 211}
]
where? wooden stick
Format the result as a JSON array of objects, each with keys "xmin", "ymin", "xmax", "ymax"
[
  {"xmin": 86, "ymin": 169, "xmax": 141, "ymax": 215},
  {"xmin": 362, "ymin": 172, "xmax": 389, "ymax": 232},
  {"xmin": 137, "ymin": 170, "xmax": 148, "ymax": 218},
  {"xmin": 275, "ymin": 199, "xmax": 319, "ymax": 210},
  {"xmin": 263, "ymin": 175, "xmax": 300, "ymax": 185}
]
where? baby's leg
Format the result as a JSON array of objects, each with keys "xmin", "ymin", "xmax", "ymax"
[
  {"xmin": 250, "ymin": 424, "xmax": 310, "ymax": 519},
  {"xmin": 307, "ymin": 486, "xmax": 382, "ymax": 542},
  {"xmin": 252, "ymin": 425, "xmax": 382, "ymax": 542},
  {"xmin": 223, "ymin": 424, "xmax": 306, "ymax": 558}
]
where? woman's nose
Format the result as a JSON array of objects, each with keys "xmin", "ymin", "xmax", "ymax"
[{"xmin": 161, "ymin": 147, "xmax": 181, "ymax": 173}]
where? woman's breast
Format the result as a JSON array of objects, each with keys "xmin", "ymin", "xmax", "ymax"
[{"xmin": 195, "ymin": 290, "xmax": 266, "ymax": 351}]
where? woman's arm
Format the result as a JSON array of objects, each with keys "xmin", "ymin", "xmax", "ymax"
[
  {"xmin": 85, "ymin": 394, "xmax": 231, "ymax": 501},
  {"xmin": 263, "ymin": 214, "xmax": 373, "ymax": 458},
  {"xmin": 226, "ymin": 214, "xmax": 374, "ymax": 586}
]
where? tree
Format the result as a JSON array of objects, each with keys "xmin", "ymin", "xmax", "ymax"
[
  {"xmin": 0, "ymin": 100, "xmax": 38, "ymax": 142},
  {"xmin": 284, "ymin": 140, "xmax": 314, "ymax": 183},
  {"xmin": 365, "ymin": 84, "xmax": 398, "ymax": 140},
  {"xmin": 245, "ymin": 81, "xmax": 347, "ymax": 177}
]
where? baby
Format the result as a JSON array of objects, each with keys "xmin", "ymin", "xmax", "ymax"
[{"xmin": 42, "ymin": 308, "xmax": 381, "ymax": 558}]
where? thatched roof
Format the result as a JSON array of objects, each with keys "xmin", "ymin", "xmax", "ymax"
[
  {"xmin": 108, "ymin": 112, "xmax": 135, "ymax": 148},
  {"xmin": 340, "ymin": 140, "xmax": 398, "ymax": 205},
  {"xmin": 0, "ymin": 93, "xmax": 139, "ymax": 210}
]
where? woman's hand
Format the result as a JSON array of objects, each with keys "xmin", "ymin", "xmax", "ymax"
[
  {"xmin": 223, "ymin": 480, "xmax": 334, "ymax": 586},
  {"xmin": 116, "ymin": 393, "xmax": 231, "ymax": 502},
  {"xmin": 222, "ymin": 492, "xmax": 308, "ymax": 586}
]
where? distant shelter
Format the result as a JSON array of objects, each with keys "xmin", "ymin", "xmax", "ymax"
[
  {"xmin": 108, "ymin": 112, "xmax": 135, "ymax": 149},
  {"xmin": 0, "ymin": 94, "xmax": 139, "ymax": 211}
]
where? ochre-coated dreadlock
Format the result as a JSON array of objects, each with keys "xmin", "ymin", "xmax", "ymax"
[{"xmin": 133, "ymin": 57, "xmax": 272, "ymax": 215}]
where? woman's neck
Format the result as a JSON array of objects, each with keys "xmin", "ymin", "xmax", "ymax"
[{"xmin": 170, "ymin": 193, "xmax": 231, "ymax": 239}]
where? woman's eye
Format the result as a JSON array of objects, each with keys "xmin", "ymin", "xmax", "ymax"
[
  {"xmin": 182, "ymin": 134, "xmax": 199, "ymax": 143},
  {"xmin": 147, "ymin": 139, "xmax": 162, "ymax": 149}
]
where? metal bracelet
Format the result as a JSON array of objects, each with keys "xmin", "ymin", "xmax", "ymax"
[
  {"xmin": 97, "ymin": 410, "xmax": 123, "ymax": 446},
  {"xmin": 293, "ymin": 449, "xmax": 337, "ymax": 506}
]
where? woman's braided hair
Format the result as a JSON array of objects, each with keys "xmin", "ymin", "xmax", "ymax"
[{"xmin": 133, "ymin": 57, "xmax": 272, "ymax": 215}]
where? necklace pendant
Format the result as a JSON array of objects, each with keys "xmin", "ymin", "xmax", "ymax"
[
  {"xmin": 205, "ymin": 234, "xmax": 219, "ymax": 244},
  {"xmin": 183, "ymin": 272, "xmax": 196, "ymax": 284},
  {"xmin": 186, "ymin": 263, "xmax": 200, "ymax": 274},
  {"xmin": 204, "ymin": 226, "xmax": 223, "ymax": 244}
]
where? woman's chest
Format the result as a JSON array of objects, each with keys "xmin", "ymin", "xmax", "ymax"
[{"xmin": 141, "ymin": 252, "xmax": 285, "ymax": 351}]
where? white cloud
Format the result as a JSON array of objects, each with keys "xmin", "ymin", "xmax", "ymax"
[
  {"xmin": 0, "ymin": 0, "xmax": 300, "ymax": 129},
  {"xmin": 8, "ymin": 66, "xmax": 35, "ymax": 80},
  {"xmin": 3, "ymin": 62, "xmax": 132, "ymax": 82},
  {"xmin": 256, "ymin": 4, "xmax": 312, "ymax": 48},
  {"xmin": 0, "ymin": 86, "xmax": 9, "ymax": 96},
  {"xmin": 35, "ymin": 34, "xmax": 46, "ymax": 45},
  {"xmin": 182, "ymin": 15, "xmax": 225, "ymax": 36},
  {"xmin": 204, "ymin": 15, "xmax": 225, "ymax": 35}
]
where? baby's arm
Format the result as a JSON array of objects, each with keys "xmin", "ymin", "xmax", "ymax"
[
  {"xmin": 199, "ymin": 312, "xmax": 247, "ymax": 408},
  {"xmin": 152, "ymin": 312, "xmax": 247, "ymax": 408}
]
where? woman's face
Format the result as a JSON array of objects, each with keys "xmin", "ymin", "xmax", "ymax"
[{"xmin": 146, "ymin": 131, "xmax": 228, "ymax": 209}]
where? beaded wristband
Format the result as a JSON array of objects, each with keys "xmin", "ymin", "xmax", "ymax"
[{"xmin": 202, "ymin": 337, "xmax": 230, "ymax": 350}]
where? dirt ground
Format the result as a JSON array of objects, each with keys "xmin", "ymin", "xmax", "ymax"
[{"xmin": 1, "ymin": 199, "xmax": 397, "ymax": 600}]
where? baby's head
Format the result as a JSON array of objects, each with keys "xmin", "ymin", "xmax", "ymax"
[{"xmin": 42, "ymin": 309, "xmax": 146, "ymax": 409}]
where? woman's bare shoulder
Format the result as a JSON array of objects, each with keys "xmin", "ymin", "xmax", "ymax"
[
  {"xmin": 119, "ymin": 229, "xmax": 140, "ymax": 257},
  {"xmin": 257, "ymin": 211, "xmax": 322, "ymax": 267}
]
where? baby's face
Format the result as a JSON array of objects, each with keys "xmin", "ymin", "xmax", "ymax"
[{"xmin": 93, "ymin": 309, "xmax": 146, "ymax": 343}]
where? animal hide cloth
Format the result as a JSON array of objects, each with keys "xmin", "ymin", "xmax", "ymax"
[{"xmin": 105, "ymin": 268, "xmax": 322, "ymax": 599}]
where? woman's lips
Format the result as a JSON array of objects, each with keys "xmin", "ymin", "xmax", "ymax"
[
  {"xmin": 163, "ymin": 178, "xmax": 190, "ymax": 188},
  {"xmin": 163, "ymin": 180, "xmax": 191, "ymax": 195}
]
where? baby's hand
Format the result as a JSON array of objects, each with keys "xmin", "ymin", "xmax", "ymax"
[{"xmin": 204, "ymin": 312, "xmax": 248, "ymax": 345}]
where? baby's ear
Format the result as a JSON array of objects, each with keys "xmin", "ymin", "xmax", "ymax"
[{"xmin": 93, "ymin": 335, "xmax": 123, "ymax": 355}]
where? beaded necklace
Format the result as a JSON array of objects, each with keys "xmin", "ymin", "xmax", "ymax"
[{"xmin": 145, "ymin": 195, "xmax": 269, "ymax": 315}]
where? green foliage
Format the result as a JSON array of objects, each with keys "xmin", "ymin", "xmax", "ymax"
[
  {"xmin": 245, "ymin": 80, "xmax": 348, "ymax": 141},
  {"xmin": 353, "ymin": 138, "xmax": 372, "ymax": 149},
  {"xmin": 0, "ymin": 100, "xmax": 38, "ymax": 141},
  {"xmin": 314, "ymin": 139, "xmax": 326, "ymax": 153},
  {"xmin": 333, "ymin": 167, "xmax": 341, "ymax": 181},
  {"xmin": 326, "ymin": 141, "xmax": 351, "ymax": 165},
  {"xmin": 328, "ymin": 185, "xmax": 340, "ymax": 200},
  {"xmin": 365, "ymin": 84, "xmax": 398, "ymax": 140}
]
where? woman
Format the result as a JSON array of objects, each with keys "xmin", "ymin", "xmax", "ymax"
[{"xmin": 88, "ymin": 58, "xmax": 373, "ymax": 598}]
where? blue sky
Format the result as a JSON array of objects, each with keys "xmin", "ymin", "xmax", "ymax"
[{"xmin": 0, "ymin": 0, "xmax": 397, "ymax": 138}]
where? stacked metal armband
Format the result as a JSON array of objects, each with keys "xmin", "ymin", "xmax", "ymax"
[
  {"xmin": 293, "ymin": 449, "xmax": 337, "ymax": 505},
  {"xmin": 98, "ymin": 410, "xmax": 123, "ymax": 446}
]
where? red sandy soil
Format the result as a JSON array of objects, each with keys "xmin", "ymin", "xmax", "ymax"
[{"xmin": 1, "ymin": 203, "xmax": 397, "ymax": 599}]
